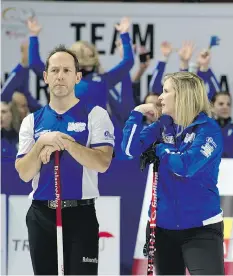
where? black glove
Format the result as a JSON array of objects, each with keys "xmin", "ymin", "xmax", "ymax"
[{"xmin": 140, "ymin": 143, "xmax": 157, "ymax": 172}]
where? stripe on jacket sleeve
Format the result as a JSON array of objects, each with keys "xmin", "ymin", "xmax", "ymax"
[{"xmin": 125, "ymin": 124, "xmax": 137, "ymax": 157}]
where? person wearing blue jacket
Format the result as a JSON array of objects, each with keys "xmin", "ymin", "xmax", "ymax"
[
  {"xmin": 1, "ymin": 41, "xmax": 42, "ymax": 113},
  {"xmin": 212, "ymin": 91, "xmax": 233, "ymax": 158},
  {"xmin": 149, "ymin": 42, "xmax": 220, "ymax": 101},
  {"xmin": 122, "ymin": 72, "xmax": 224, "ymax": 275},
  {"xmin": 1, "ymin": 101, "xmax": 18, "ymax": 159}
]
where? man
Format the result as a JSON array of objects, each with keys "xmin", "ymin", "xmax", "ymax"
[{"xmin": 15, "ymin": 45, "xmax": 114, "ymax": 275}]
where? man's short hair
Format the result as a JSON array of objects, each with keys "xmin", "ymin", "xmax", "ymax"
[{"xmin": 45, "ymin": 44, "xmax": 80, "ymax": 72}]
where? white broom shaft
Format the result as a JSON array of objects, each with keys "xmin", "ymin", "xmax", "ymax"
[{"xmin": 57, "ymin": 226, "xmax": 64, "ymax": 275}]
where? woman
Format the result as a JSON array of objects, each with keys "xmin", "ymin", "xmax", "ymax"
[
  {"xmin": 1, "ymin": 101, "xmax": 19, "ymax": 158},
  {"xmin": 212, "ymin": 91, "xmax": 233, "ymax": 158},
  {"xmin": 121, "ymin": 72, "xmax": 224, "ymax": 275}
]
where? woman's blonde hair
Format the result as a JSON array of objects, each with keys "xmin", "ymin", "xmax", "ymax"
[
  {"xmin": 163, "ymin": 72, "xmax": 211, "ymax": 128},
  {"xmin": 70, "ymin": 41, "xmax": 103, "ymax": 73}
]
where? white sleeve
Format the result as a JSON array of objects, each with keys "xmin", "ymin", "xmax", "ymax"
[
  {"xmin": 17, "ymin": 114, "xmax": 35, "ymax": 158},
  {"xmin": 89, "ymin": 106, "xmax": 115, "ymax": 148}
]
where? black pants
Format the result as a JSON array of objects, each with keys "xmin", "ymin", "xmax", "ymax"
[
  {"xmin": 154, "ymin": 222, "xmax": 225, "ymax": 275},
  {"xmin": 26, "ymin": 200, "xmax": 99, "ymax": 275}
]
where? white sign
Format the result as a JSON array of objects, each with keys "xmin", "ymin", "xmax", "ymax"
[
  {"xmin": 96, "ymin": 196, "xmax": 120, "ymax": 275},
  {"xmin": 218, "ymin": 158, "xmax": 233, "ymax": 196},
  {"xmin": 8, "ymin": 196, "xmax": 33, "ymax": 275},
  {"xmin": 7, "ymin": 196, "xmax": 120, "ymax": 275},
  {"xmin": 1, "ymin": 194, "xmax": 7, "ymax": 276},
  {"xmin": 1, "ymin": 2, "xmax": 233, "ymax": 115}
]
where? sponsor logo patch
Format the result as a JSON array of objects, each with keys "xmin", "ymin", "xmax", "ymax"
[{"xmin": 67, "ymin": 122, "xmax": 86, "ymax": 132}]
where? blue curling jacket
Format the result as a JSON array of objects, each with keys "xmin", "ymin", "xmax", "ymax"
[
  {"xmin": 1, "ymin": 64, "xmax": 42, "ymax": 112},
  {"xmin": 122, "ymin": 111, "xmax": 223, "ymax": 230}
]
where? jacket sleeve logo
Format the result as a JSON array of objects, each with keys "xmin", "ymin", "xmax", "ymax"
[{"xmin": 200, "ymin": 137, "xmax": 217, "ymax": 158}]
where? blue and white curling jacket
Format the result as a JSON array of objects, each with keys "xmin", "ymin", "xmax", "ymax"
[{"xmin": 122, "ymin": 111, "xmax": 223, "ymax": 230}]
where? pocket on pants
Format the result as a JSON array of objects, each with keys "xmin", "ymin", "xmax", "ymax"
[
  {"xmin": 25, "ymin": 205, "xmax": 32, "ymax": 226},
  {"xmin": 87, "ymin": 204, "xmax": 99, "ymax": 229},
  {"xmin": 204, "ymin": 221, "xmax": 224, "ymax": 239}
]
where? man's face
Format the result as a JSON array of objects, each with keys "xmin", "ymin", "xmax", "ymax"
[
  {"xmin": 213, "ymin": 94, "xmax": 231, "ymax": 119},
  {"xmin": 1, "ymin": 102, "xmax": 13, "ymax": 130},
  {"xmin": 43, "ymin": 52, "xmax": 81, "ymax": 98}
]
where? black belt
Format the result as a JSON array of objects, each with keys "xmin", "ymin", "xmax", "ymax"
[{"xmin": 33, "ymin": 198, "xmax": 95, "ymax": 209}]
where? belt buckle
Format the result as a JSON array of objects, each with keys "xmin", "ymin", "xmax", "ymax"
[{"xmin": 48, "ymin": 200, "xmax": 57, "ymax": 209}]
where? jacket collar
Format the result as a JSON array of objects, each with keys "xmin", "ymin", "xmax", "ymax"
[
  {"xmin": 188, "ymin": 112, "xmax": 208, "ymax": 128},
  {"xmin": 181, "ymin": 112, "xmax": 209, "ymax": 135}
]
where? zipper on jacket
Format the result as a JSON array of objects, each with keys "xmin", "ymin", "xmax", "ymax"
[{"xmin": 172, "ymin": 124, "xmax": 180, "ymax": 228}]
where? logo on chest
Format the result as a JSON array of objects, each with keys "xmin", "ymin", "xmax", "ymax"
[
  {"xmin": 184, "ymin": 132, "xmax": 196, "ymax": 143},
  {"xmin": 67, "ymin": 122, "xmax": 86, "ymax": 132},
  {"xmin": 162, "ymin": 132, "xmax": 175, "ymax": 144}
]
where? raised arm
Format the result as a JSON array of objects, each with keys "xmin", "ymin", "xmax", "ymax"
[
  {"xmin": 197, "ymin": 50, "xmax": 220, "ymax": 101},
  {"xmin": 103, "ymin": 17, "xmax": 134, "ymax": 89},
  {"xmin": 132, "ymin": 46, "xmax": 151, "ymax": 83},
  {"xmin": 178, "ymin": 41, "xmax": 195, "ymax": 71},
  {"xmin": 149, "ymin": 42, "xmax": 173, "ymax": 95},
  {"xmin": 27, "ymin": 18, "xmax": 45, "ymax": 79},
  {"xmin": 108, "ymin": 39, "xmax": 136, "ymax": 127}
]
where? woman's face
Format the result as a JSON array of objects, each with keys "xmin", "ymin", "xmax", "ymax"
[
  {"xmin": 12, "ymin": 92, "xmax": 29, "ymax": 120},
  {"xmin": 213, "ymin": 94, "xmax": 231, "ymax": 119},
  {"xmin": 78, "ymin": 45, "xmax": 95, "ymax": 71},
  {"xmin": 1, "ymin": 102, "xmax": 13, "ymax": 130},
  {"xmin": 158, "ymin": 78, "xmax": 176, "ymax": 119}
]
